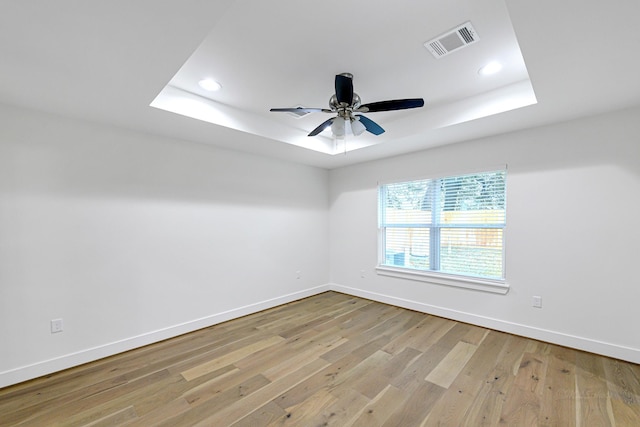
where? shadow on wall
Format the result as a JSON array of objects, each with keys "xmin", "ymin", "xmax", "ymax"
[
  {"xmin": 328, "ymin": 105, "xmax": 640, "ymax": 204},
  {"xmin": 0, "ymin": 104, "xmax": 329, "ymax": 210}
]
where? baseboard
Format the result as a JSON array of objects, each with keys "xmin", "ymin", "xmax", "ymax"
[
  {"xmin": 4, "ymin": 282, "xmax": 637, "ymax": 389},
  {"xmin": 328, "ymin": 283, "xmax": 640, "ymax": 364},
  {"xmin": 0, "ymin": 284, "xmax": 331, "ymax": 389}
]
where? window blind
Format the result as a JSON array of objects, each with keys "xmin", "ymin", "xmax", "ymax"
[{"xmin": 380, "ymin": 170, "xmax": 506, "ymax": 280}]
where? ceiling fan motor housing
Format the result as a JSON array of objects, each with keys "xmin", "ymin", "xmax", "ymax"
[{"xmin": 330, "ymin": 93, "xmax": 361, "ymax": 119}]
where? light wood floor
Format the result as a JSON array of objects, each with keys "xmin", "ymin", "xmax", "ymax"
[{"xmin": 1, "ymin": 292, "xmax": 639, "ymax": 426}]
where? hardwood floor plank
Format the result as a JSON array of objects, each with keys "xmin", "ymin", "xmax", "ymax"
[
  {"xmin": 121, "ymin": 397, "xmax": 192, "ymax": 427},
  {"xmin": 0, "ymin": 373, "xmax": 130, "ymax": 425},
  {"xmin": 462, "ymin": 330, "xmax": 509, "ymax": 381},
  {"xmin": 389, "ymin": 323, "xmax": 476, "ymax": 394},
  {"xmin": 350, "ymin": 346, "xmax": 421, "ymax": 400},
  {"xmin": 603, "ymin": 357, "xmax": 640, "ymax": 401},
  {"xmin": 193, "ymin": 358, "xmax": 329, "ymax": 426},
  {"xmin": 422, "ymin": 331, "xmax": 507, "ymax": 426},
  {"xmin": 83, "ymin": 405, "xmax": 138, "ymax": 427},
  {"xmin": 310, "ymin": 299, "xmax": 374, "ymax": 332},
  {"xmin": 390, "ymin": 343, "xmax": 456, "ymax": 392},
  {"xmin": 575, "ymin": 351, "xmax": 616, "ymax": 426},
  {"xmin": 461, "ymin": 334, "xmax": 530, "ymax": 426},
  {"xmin": 156, "ymin": 374, "xmax": 272, "ymax": 427},
  {"xmin": 1, "ymin": 291, "xmax": 638, "ymax": 426},
  {"xmin": 275, "ymin": 315, "xmax": 334, "ymax": 339},
  {"xmin": 13, "ymin": 369, "xmax": 173, "ymax": 426},
  {"xmin": 261, "ymin": 336, "xmax": 348, "ymax": 381},
  {"xmin": 318, "ymin": 308, "xmax": 405, "ymax": 363},
  {"xmin": 498, "ymin": 352, "xmax": 548, "ymax": 426},
  {"xmin": 300, "ymin": 387, "xmax": 370, "ymax": 426},
  {"xmin": 268, "ymin": 389, "xmax": 337, "ymax": 426},
  {"xmin": 349, "ymin": 366, "xmax": 389, "ymax": 399},
  {"xmin": 0, "ymin": 332, "xmax": 221, "ymax": 420},
  {"xmin": 180, "ymin": 366, "xmax": 240, "ymax": 406},
  {"xmin": 460, "ymin": 326, "xmax": 490, "ymax": 346},
  {"xmin": 273, "ymin": 353, "xmax": 363, "ymax": 411},
  {"xmin": 230, "ymin": 401, "xmax": 287, "ymax": 427},
  {"xmin": 274, "ymin": 349, "xmax": 391, "ymax": 413},
  {"xmin": 377, "ymin": 346, "xmax": 423, "ymax": 383},
  {"xmin": 0, "ymin": 322, "xmax": 241, "ymax": 410},
  {"xmin": 422, "ymin": 371, "xmax": 481, "ymax": 427},
  {"xmin": 539, "ymin": 346, "xmax": 577, "ymax": 426},
  {"xmin": 328, "ymin": 350, "xmax": 393, "ymax": 404},
  {"xmin": 602, "ymin": 357, "xmax": 640, "ymax": 424},
  {"xmin": 180, "ymin": 335, "xmax": 285, "ymax": 381},
  {"xmin": 165, "ymin": 330, "xmax": 275, "ymax": 376},
  {"xmin": 434, "ymin": 322, "xmax": 474, "ymax": 350},
  {"xmin": 425, "ymin": 341, "xmax": 478, "ymax": 388},
  {"xmin": 383, "ymin": 315, "xmax": 455, "ymax": 355},
  {"xmin": 382, "ymin": 380, "xmax": 446, "ymax": 426},
  {"xmin": 348, "ymin": 384, "xmax": 406, "ymax": 427}
]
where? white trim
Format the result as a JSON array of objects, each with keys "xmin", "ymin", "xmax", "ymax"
[
  {"xmin": 0, "ymin": 284, "xmax": 330, "ymax": 389},
  {"xmin": 376, "ymin": 266, "xmax": 509, "ymax": 294},
  {"xmin": 4, "ymin": 282, "xmax": 639, "ymax": 389},
  {"xmin": 328, "ymin": 283, "xmax": 640, "ymax": 364}
]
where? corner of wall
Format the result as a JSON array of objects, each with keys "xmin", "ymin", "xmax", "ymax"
[
  {"xmin": 0, "ymin": 284, "xmax": 332, "ymax": 389},
  {"xmin": 328, "ymin": 283, "xmax": 640, "ymax": 365}
]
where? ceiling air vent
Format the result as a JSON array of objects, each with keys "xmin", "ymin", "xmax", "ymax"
[{"xmin": 424, "ymin": 22, "xmax": 479, "ymax": 58}]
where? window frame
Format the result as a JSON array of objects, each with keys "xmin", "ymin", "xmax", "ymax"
[{"xmin": 376, "ymin": 168, "xmax": 509, "ymax": 294}]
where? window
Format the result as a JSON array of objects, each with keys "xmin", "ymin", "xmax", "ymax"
[{"xmin": 378, "ymin": 169, "xmax": 506, "ymax": 286}]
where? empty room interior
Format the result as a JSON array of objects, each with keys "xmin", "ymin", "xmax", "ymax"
[{"xmin": 1, "ymin": 0, "xmax": 640, "ymax": 425}]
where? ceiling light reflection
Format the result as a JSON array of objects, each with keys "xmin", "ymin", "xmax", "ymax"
[
  {"xmin": 198, "ymin": 78, "xmax": 222, "ymax": 91},
  {"xmin": 478, "ymin": 62, "xmax": 503, "ymax": 76}
]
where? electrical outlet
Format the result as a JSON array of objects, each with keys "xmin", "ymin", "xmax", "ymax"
[
  {"xmin": 296, "ymin": 270, "xmax": 301, "ymax": 279},
  {"xmin": 532, "ymin": 296, "xmax": 542, "ymax": 308},
  {"xmin": 360, "ymin": 269, "xmax": 366, "ymax": 278},
  {"xmin": 51, "ymin": 318, "xmax": 64, "ymax": 334}
]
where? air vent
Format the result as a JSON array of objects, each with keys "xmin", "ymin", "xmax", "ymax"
[
  {"xmin": 424, "ymin": 22, "xmax": 479, "ymax": 58},
  {"xmin": 286, "ymin": 105, "xmax": 311, "ymax": 119}
]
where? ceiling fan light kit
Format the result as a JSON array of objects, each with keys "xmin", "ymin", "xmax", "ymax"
[
  {"xmin": 270, "ymin": 73, "xmax": 424, "ymax": 138},
  {"xmin": 351, "ymin": 117, "xmax": 367, "ymax": 136},
  {"xmin": 331, "ymin": 116, "xmax": 346, "ymax": 137}
]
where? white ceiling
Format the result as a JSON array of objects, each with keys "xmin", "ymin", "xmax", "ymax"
[
  {"xmin": 2, "ymin": 0, "xmax": 640, "ymax": 169},
  {"xmin": 155, "ymin": 0, "xmax": 536, "ymax": 156}
]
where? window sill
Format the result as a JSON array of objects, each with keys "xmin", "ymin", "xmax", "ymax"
[{"xmin": 375, "ymin": 266, "xmax": 509, "ymax": 295}]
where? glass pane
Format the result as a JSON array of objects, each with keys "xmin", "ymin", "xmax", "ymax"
[
  {"xmin": 440, "ymin": 171, "xmax": 506, "ymax": 225},
  {"xmin": 439, "ymin": 228, "xmax": 503, "ymax": 279},
  {"xmin": 383, "ymin": 181, "xmax": 432, "ymax": 225},
  {"xmin": 408, "ymin": 228, "xmax": 430, "ymax": 270},
  {"xmin": 384, "ymin": 227, "xmax": 429, "ymax": 269}
]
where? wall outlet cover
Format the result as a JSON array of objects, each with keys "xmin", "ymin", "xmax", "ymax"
[{"xmin": 51, "ymin": 319, "xmax": 64, "ymax": 333}]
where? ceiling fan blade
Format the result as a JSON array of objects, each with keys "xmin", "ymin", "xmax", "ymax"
[
  {"xmin": 356, "ymin": 115, "xmax": 385, "ymax": 135},
  {"xmin": 357, "ymin": 98, "xmax": 424, "ymax": 113},
  {"xmin": 270, "ymin": 107, "xmax": 331, "ymax": 113},
  {"xmin": 308, "ymin": 117, "xmax": 335, "ymax": 136},
  {"xmin": 335, "ymin": 74, "xmax": 354, "ymax": 105}
]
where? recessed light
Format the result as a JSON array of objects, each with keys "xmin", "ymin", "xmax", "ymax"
[
  {"xmin": 198, "ymin": 78, "xmax": 222, "ymax": 92},
  {"xmin": 478, "ymin": 61, "xmax": 503, "ymax": 76}
]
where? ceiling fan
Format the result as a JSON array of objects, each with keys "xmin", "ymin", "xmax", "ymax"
[{"xmin": 270, "ymin": 73, "xmax": 424, "ymax": 137}]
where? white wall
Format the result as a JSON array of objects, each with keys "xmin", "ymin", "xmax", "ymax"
[
  {"xmin": 0, "ymin": 104, "xmax": 330, "ymax": 387},
  {"xmin": 2, "ymin": 103, "xmax": 639, "ymax": 389},
  {"xmin": 329, "ymin": 106, "xmax": 640, "ymax": 363}
]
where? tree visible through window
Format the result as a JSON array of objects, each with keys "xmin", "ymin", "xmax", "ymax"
[{"xmin": 379, "ymin": 170, "xmax": 506, "ymax": 280}]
